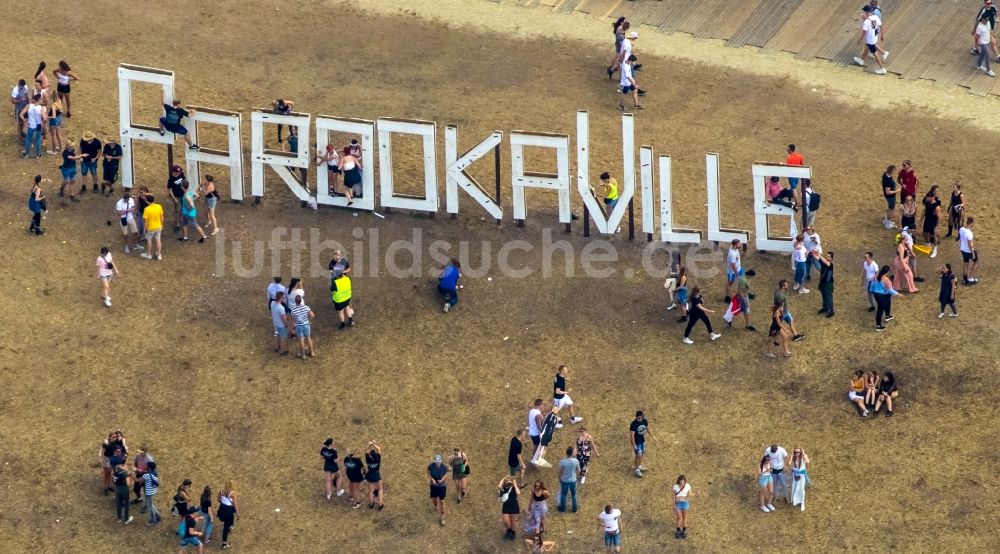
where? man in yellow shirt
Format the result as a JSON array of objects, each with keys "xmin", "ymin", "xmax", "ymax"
[{"xmin": 140, "ymin": 194, "xmax": 164, "ymax": 260}]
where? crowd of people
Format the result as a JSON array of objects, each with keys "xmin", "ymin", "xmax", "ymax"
[{"xmin": 97, "ymin": 432, "xmax": 240, "ymax": 551}]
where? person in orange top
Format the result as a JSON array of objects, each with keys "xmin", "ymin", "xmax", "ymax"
[
  {"xmin": 140, "ymin": 194, "xmax": 165, "ymax": 261},
  {"xmin": 785, "ymin": 144, "xmax": 805, "ymax": 204}
]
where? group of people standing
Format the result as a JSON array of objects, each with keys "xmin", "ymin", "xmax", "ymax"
[
  {"xmin": 97, "ymin": 432, "xmax": 240, "ymax": 551},
  {"xmin": 319, "ymin": 438, "xmax": 386, "ymax": 511},
  {"xmin": 13, "ymin": 61, "xmax": 79, "ymax": 158}
]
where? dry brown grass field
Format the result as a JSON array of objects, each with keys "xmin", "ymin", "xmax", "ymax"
[{"xmin": 0, "ymin": 0, "xmax": 997, "ymax": 552}]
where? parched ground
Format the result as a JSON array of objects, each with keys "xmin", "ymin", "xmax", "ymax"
[{"xmin": 0, "ymin": 0, "xmax": 997, "ymax": 552}]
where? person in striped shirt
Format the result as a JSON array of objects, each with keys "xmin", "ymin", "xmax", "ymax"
[
  {"xmin": 142, "ymin": 461, "xmax": 162, "ymax": 525},
  {"xmin": 291, "ymin": 295, "xmax": 315, "ymax": 358}
]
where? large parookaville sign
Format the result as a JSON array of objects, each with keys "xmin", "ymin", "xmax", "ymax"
[{"xmin": 118, "ymin": 64, "xmax": 811, "ymax": 253}]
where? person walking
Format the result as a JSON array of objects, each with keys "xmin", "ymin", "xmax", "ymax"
[
  {"xmin": 575, "ymin": 427, "xmax": 599, "ymax": 485},
  {"xmin": 854, "ymin": 6, "xmax": 888, "ymax": 74},
  {"xmin": 140, "ymin": 194, "xmax": 164, "ymax": 260},
  {"xmin": 113, "ymin": 464, "xmax": 134, "ymax": 524},
  {"xmin": 101, "ymin": 136, "xmax": 122, "ymax": 195},
  {"xmin": 725, "ymin": 238, "xmax": 743, "ymax": 304},
  {"xmin": 938, "ymin": 263, "xmax": 959, "ymax": 318},
  {"xmin": 78, "ymin": 132, "xmax": 102, "ymax": 194},
  {"xmin": 330, "ymin": 272, "xmax": 355, "ymax": 330},
  {"xmin": 96, "ymin": 246, "xmax": 120, "ymax": 308},
  {"xmin": 817, "ymin": 251, "xmax": 836, "ymax": 317},
  {"xmin": 758, "ymin": 456, "xmax": 776, "ymax": 513},
  {"xmin": 552, "ymin": 365, "xmax": 584, "ymax": 425},
  {"xmin": 173, "ymin": 480, "xmax": 193, "ymax": 518},
  {"xmin": 606, "ymin": 18, "xmax": 628, "ymax": 79},
  {"xmin": 629, "ymin": 410, "xmax": 652, "ymax": 478},
  {"xmin": 290, "ymin": 295, "xmax": 315, "ymax": 358},
  {"xmin": 178, "ymin": 510, "xmax": 205, "ymax": 553},
  {"xmin": 672, "ymin": 475, "xmax": 693, "ymax": 539},
  {"xmin": 527, "ymin": 399, "xmax": 544, "ymax": 463},
  {"xmin": 216, "ymin": 480, "xmax": 239, "ymax": 549},
  {"xmin": 976, "ymin": 13, "xmax": 997, "ymax": 76},
  {"xmin": 803, "ymin": 226, "xmax": 822, "ymax": 281},
  {"xmin": 115, "ymin": 189, "xmax": 138, "ymax": 254},
  {"xmin": 557, "ymin": 447, "xmax": 580, "ymax": 513},
  {"xmin": 158, "ymin": 94, "xmax": 199, "ymax": 149},
  {"xmin": 972, "ymin": 0, "xmax": 998, "ymax": 56},
  {"xmin": 871, "ymin": 265, "xmax": 902, "ymax": 331},
  {"xmin": 178, "ymin": 181, "xmax": 208, "ymax": 243},
  {"xmin": 733, "ymin": 271, "xmax": 756, "ymax": 332},
  {"xmin": 881, "ymin": 165, "xmax": 900, "ymax": 229},
  {"xmin": 618, "ymin": 55, "xmax": 642, "ymax": 111},
  {"xmin": 524, "ymin": 480, "xmax": 550, "ymax": 535},
  {"xmin": 142, "ymin": 461, "xmax": 163, "ymax": 526},
  {"xmin": 669, "ymin": 265, "xmax": 690, "ymax": 321},
  {"xmin": 531, "ymin": 405, "xmax": 561, "ymax": 468},
  {"xmin": 959, "ymin": 217, "xmax": 978, "ymax": 285},
  {"xmin": 321, "ymin": 438, "xmax": 344, "ymax": 500},
  {"xmin": 438, "ymin": 259, "xmax": 461, "ymax": 313},
  {"xmin": 682, "ymin": 287, "xmax": 722, "ymax": 344},
  {"xmin": 765, "ymin": 303, "xmax": 792, "ymax": 358},
  {"xmin": 764, "ymin": 445, "xmax": 788, "ymax": 503},
  {"xmin": 365, "ymin": 441, "xmax": 384, "ymax": 510},
  {"xmin": 131, "ymin": 446, "xmax": 153, "ymax": 508},
  {"xmin": 498, "ymin": 476, "xmax": 521, "ymax": 541},
  {"xmin": 199, "ymin": 175, "xmax": 221, "ymax": 236},
  {"xmin": 198, "ymin": 486, "xmax": 214, "ymax": 545},
  {"xmin": 789, "ymin": 448, "xmax": 810, "ymax": 512},
  {"xmin": 28, "ymin": 176, "xmax": 46, "ymax": 236},
  {"xmin": 598, "ymin": 504, "xmax": 623, "ymax": 554},
  {"xmin": 343, "ymin": 448, "xmax": 366, "ymax": 509},
  {"xmin": 20, "ymin": 93, "xmax": 46, "ymax": 158},
  {"xmin": 449, "ymin": 448, "xmax": 470, "ymax": 503},
  {"xmin": 12, "ymin": 78, "xmax": 29, "ymax": 139},
  {"xmin": 508, "ymin": 429, "xmax": 527, "ymax": 486},
  {"xmin": 428, "ymin": 453, "xmax": 448, "ymax": 526},
  {"xmin": 773, "ymin": 280, "xmax": 805, "ymax": 341},
  {"xmin": 921, "ymin": 185, "xmax": 943, "ymax": 258}
]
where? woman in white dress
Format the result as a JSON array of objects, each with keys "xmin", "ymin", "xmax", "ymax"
[{"xmin": 790, "ymin": 447, "xmax": 810, "ymax": 511}]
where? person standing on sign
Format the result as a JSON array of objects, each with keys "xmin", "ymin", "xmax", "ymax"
[
  {"xmin": 629, "ymin": 410, "xmax": 652, "ymax": 478},
  {"xmin": 330, "ymin": 273, "xmax": 355, "ymax": 330},
  {"xmin": 316, "ymin": 144, "xmax": 341, "ymax": 196},
  {"xmin": 599, "ymin": 172, "xmax": 619, "ymax": 213},
  {"xmin": 785, "ymin": 144, "xmax": 804, "ymax": 191},
  {"xmin": 438, "ymin": 259, "xmax": 461, "ymax": 313},
  {"xmin": 340, "ymin": 147, "xmax": 361, "ymax": 205},
  {"xmin": 273, "ymin": 98, "xmax": 294, "ymax": 143},
  {"xmin": 158, "ymin": 93, "xmax": 199, "ymax": 150}
]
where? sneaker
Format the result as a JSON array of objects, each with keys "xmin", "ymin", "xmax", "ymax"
[
  {"xmin": 861, "ymin": 410, "xmax": 869, "ymax": 418},
  {"xmin": 103, "ymin": 297, "xmax": 112, "ymax": 308},
  {"xmin": 536, "ymin": 458, "xmax": 552, "ymax": 468},
  {"xmin": 792, "ymin": 334, "xmax": 805, "ymax": 342},
  {"xmin": 798, "ymin": 288, "xmax": 810, "ymax": 294},
  {"xmin": 972, "ymin": 48, "xmax": 980, "ymax": 55},
  {"xmin": 554, "ymin": 423, "xmax": 564, "ymax": 429},
  {"xmin": 724, "ymin": 295, "xmax": 732, "ymax": 303},
  {"xmin": 989, "ymin": 70, "xmax": 997, "ymax": 77},
  {"xmin": 666, "ymin": 303, "xmax": 677, "ymax": 310},
  {"xmin": 135, "ymin": 244, "xmax": 145, "ymax": 251},
  {"xmin": 682, "ymin": 337, "xmax": 694, "ymax": 345},
  {"xmin": 676, "ymin": 316, "xmax": 687, "ymax": 323},
  {"xmin": 634, "ymin": 469, "xmax": 643, "ymax": 478},
  {"xmin": 937, "ymin": 313, "xmax": 944, "ymax": 319},
  {"xmin": 580, "ymin": 476, "xmax": 586, "ymax": 484},
  {"xmin": 155, "ymin": 254, "xmax": 162, "ymax": 260},
  {"xmin": 198, "ymin": 236, "xmax": 206, "ymax": 243},
  {"xmin": 882, "ymin": 51, "xmax": 890, "ymax": 61},
  {"xmin": 868, "ymin": 306, "xmax": 876, "ymax": 312},
  {"xmin": 124, "ymin": 245, "xmax": 130, "ymax": 254},
  {"xmin": 977, "ymin": 65, "xmax": 987, "ymax": 71},
  {"xmin": 710, "ymin": 333, "xmax": 722, "ymax": 341},
  {"xmin": 791, "ymin": 284, "xmax": 799, "ymax": 290},
  {"xmin": 745, "ymin": 325, "xmax": 756, "ymax": 332},
  {"xmin": 853, "ymin": 56, "xmax": 865, "ymax": 67},
  {"xmin": 124, "ymin": 515, "xmax": 133, "ymax": 524},
  {"xmin": 158, "ymin": 128, "xmax": 165, "ymax": 136},
  {"xmin": 606, "ymin": 67, "xmax": 614, "ymax": 79},
  {"xmin": 326, "ymin": 493, "xmax": 332, "ymax": 500},
  {"xmin": 766, "ymin": 504, "xmax": 775, "ymax": 511},
  {"xmin": 178, "ymin": 237, "xmax": 189, "ymax": 242},
  {"xmin": 189, "ymin": 144, "xmax": 200, "ymax": 150},
  {"xmin": 443, "ymin": 303, "xmax": 450, "ymax": 313},
  {"xmin": 930, "ymin": 246, "xmax": 938, "ymax": 258},
  {"xmin": 760, "ymin": 505, "xmax": 771, "ymax": 512},
  {"xmin": 570, "ymin": 416, "xmax": 583, "ymax": 424},
  {"xmin": 874, "ymin": 68, "xmax": 887, "ymax": 75},
  {"xmin": 337, "ymin": 489, "xmax": 345, "ymax": 497},
  {"xmin": 885, "ymin": 315, "xmax": 894, "ymax": 322},
  {"xmin": 949, "ymin": 312, "xmax": 959, "ymax": 318},
  {"xmin": 765, "ymin": 352, "xmax": 777, "ymax": 358},
  {"xmin": 875, "ymin": 325, "xmax": 886, "ymax": 332}
]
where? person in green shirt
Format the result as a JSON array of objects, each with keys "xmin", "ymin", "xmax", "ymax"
[{"xmin": 735, "ymin": 273, "xmax": 755, "ymax": 332}]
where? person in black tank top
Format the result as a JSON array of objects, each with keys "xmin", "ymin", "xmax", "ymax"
[
  {"xmin": 921, "ymin": 186, "xmax": 942, "ymax": 257},
  {"xmin": 946, "ymin": 182, "xmax": 966, "ymax": 238},
  {"xmin": 365, "ymin": 441, "xmax": 384, "ymax": 510}
]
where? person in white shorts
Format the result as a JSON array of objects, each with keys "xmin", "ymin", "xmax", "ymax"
[
  {"xmin": 115, "ymin": 189, "xmax": 139, "ymax": 254},
  {"xmin": 552, "ymin": 365, "xmax": 583, "ymax": 425}
]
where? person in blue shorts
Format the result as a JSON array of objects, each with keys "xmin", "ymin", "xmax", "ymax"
[{"xmin": 158, "ymin": 92, "xmax": 199, "ymax": 150}]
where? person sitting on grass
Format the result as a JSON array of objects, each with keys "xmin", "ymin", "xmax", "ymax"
[
  {"xmin": 873, "ymin": 371, "xmax": 898, "ymax": 417},
  {"xmin": 848, "ymin": 370, "xmax": 869, "ymax": 417}
]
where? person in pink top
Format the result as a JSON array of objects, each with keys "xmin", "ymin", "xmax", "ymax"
[
  {"xmin": 96, "ymin": 246, "xmax": 121, "ymax": 308},
  {"xmin": 765, "ymin": 176, "xmax": 795, "ymax": 209}
]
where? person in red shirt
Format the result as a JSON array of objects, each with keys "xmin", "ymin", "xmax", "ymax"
[{"xmin": 897, "ymin": 159, "xmax": 919, "ymax": 199}]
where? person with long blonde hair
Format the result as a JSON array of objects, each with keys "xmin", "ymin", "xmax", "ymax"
[
  {"xmin": 46, "ymin": 99, "xmax": 64, "ymax": 154},
  {"xmin": 217, "ymin": 480, "xmax": 239, "ymax": 549}
]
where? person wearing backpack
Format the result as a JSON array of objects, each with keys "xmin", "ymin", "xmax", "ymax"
[
  {"xmin": 178, "ymin": 510, "xmax": 205, "ymax": 553},
  {"xmin": 142, "ymin": 461, "xmax": 163, "ymax": 525},
  {"xmin": 803, "ymin": 182, "xmax": 820, "ymax": 227}
]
